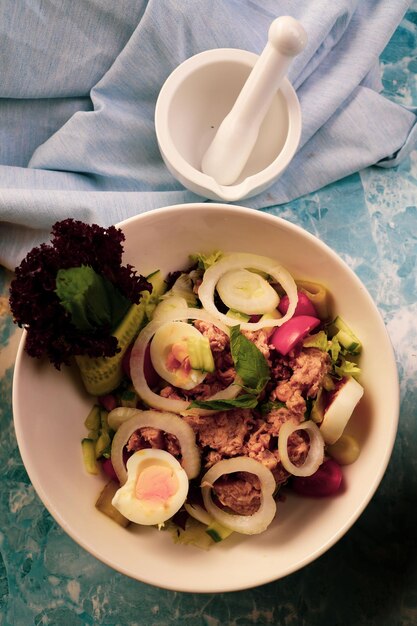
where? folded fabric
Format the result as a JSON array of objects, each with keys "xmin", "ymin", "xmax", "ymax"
[{"xmin": 0, "ymin": 0, "xmax": 415, "ymax": 268}]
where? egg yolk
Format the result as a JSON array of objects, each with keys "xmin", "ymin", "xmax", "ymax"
[{"xmin": 135, "ymin": 465, "xmax": 179, "ymax": 504}]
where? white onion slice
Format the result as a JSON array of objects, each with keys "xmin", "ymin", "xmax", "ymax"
[
  {"xmin": 130, "ymin": 308, "xmax": 240, "ymax": 416},
  {"xmin": 108, "ymin": 407, "xmax": 140, "ymax": 431},
  {"xmin": 201, "ymin": 457, "xmax": 277, "ymax": 535},
  {"xmin": 198, "ymin": 253, "xmax": 298, "ymax": 331},
  {"xmin": 278, "ymin": 419, "xmax": 324, "ymax": 477},
  {"xmin": 184, "ymin": 502, "xmax": 212, "ymax": 526},
  {"xmin": 111, "ymin": 409, "xmax": 201, "ymax": 484},
  {"xmin": 319, "ymin": 376, "xmax": 364, "ymax": 444},
  {"xmin": 152, "ymin": 296, "xmax": 189, "ymax": 322}
]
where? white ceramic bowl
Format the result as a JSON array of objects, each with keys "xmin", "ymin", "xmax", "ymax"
[
  {"xmin": 155, "ymin": 49, "xmax": 301, "ymax": 202},
  {"xmin": 12, "ymin": 203, "xmax": 399, "ymax": 593}
]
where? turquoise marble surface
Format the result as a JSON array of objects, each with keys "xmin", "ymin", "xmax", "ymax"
[{"xmin": 1, "ymin": 8, "xmax": 417, "ymax": 626}]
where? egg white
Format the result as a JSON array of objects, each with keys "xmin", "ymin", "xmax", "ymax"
[
  {"xmin": 111, "ymin": 449, "xmax": 189, "ymax": 525},
  {"xmin": 150, "ymin": 321, "xmax": 208, "ymax": 390}
]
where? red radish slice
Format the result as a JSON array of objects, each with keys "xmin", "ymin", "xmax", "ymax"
[
  {"xmin": 101, "ymin": 457, "xmax": 119, "ymax": 482},
  {"xmin": 271, "ymin": 315, "xmax": 320, "ymax": 355},
  {"xmin": 291, "ymin": 458, "xmax": 343, "ymax": 497},
  {"xmin": 278, "ymin": 291, "xmax": 317, "ymax": 317},
  {"xmin": 98, "ymin": 394, "xmax": 117, "ymax": 412}
]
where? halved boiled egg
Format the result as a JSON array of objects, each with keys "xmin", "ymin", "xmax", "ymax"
[
  {"xmin": 111, "ymin": 448, "xmax": 189, "ymax": 525},
  {"xmin": 150, "ymin": 321, "xmax": 214, "ymax": 390}
]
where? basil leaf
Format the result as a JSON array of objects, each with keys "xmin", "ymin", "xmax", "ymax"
[
  {"xmin": 258, "ymin": 400, "xmax": 286, "ymax": 416},
  {"xmin": 230, "ymin": 325, "xmax": 270, "ymax": 394},
  {"xmin": 189, "ymin": 394, "xmax": 259, "ymax": 411},
  {"xmin": 56, "ymin": 265, "xmax": 131, "ymax": 332}
]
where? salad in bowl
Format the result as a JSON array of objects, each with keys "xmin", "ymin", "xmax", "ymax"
[{"xmin": 11, "ymin": 204, "xmax": 399, "ymax": 592}]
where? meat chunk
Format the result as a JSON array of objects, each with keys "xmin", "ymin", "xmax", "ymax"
[
  {"xmin": 193, "ymin": 320, "xmax": 229, "ymax": 352},
  {"xmin": 269, "ymin": 347, "xmax": 330, "ymax": 419},
  {"xmin": 126, "ymin": 428, "xmax": 181, "ymax": 459},
  {"xmin": 187, "ymin": 409, "xmax": 254, "ymax": 461},
  {"xmin": 242, "ymin": 328, "xmax": 273, "ymax": 361},
  {"xmin": 127, "ymin": 427, "xmax": 164, "ymax": 451},
  {"xmin": 212, "ymin": 471, "xmax": 261, "ymax": 516},
  {"xmin": 288, "ymin": 347, "xmax": 331, "ymax": 398}
]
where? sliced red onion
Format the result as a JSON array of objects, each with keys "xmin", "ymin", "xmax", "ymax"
[
  {"xmin": 270, "ymin": 315, "xmax": 320, "ymax": 355},
  {"xmin": 201, "ymin": 457, "xmax": 277, "ymax": 535},
  {"xmin": 278, "ymin": 419, "xmax": 324, "ymax": 477},
  {"xmin": 129, "ymin": 308, "xmax": 240, "ymax": 416},
  {"xmin": 198, "ymin": 253, "xmax": 298, "ymax": 331},
  {"xmin": 110, "ymin": 409, "xmax": 201, "ymax": 484}
]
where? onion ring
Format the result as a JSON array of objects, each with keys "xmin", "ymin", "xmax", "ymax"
[
  {"xmin": 278, "ymin": 419, "xmax": 324, "ymax": 477},
  {"xmin": 198, "ymin": 253, "xmax": 298, "ymax": 331},
  {"xmin": 111, "ymin": 409, "xmax": 201, "ymax": 484},
  {"xmin": 201, "ymin": 457, "xmax": 277, "ymax": 535},
  {"xmin": 130, "ymin": 308, "xmax": 241, "ymax": 416}
]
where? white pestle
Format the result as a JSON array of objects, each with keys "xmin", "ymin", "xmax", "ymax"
[{"xmin": 201, "ymin": 16, "xmax": 307, "ymax": 186}]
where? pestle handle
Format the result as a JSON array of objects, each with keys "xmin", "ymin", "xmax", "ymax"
[{"xmin": 201, "ymin": 16, "xmax": 307, "ymax": 186}]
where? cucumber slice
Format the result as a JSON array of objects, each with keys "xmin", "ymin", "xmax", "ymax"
[
  {"xmin": 226, "ymin": 309, "xmax": 251, "ymax": 322},
  {"xmin": 84, "ymin": 404, "xmax": 101, "ymax": 432},
  {"xmin": 332, "ymin": 316, "xmax": 362, "ymax": 354},
  {"xmin": 81, "ymin": 438, "xmax": 100, "ymax": 474},
  {"xmin": 216, "ymin": 268, "xmax": 279, "ymax": 315},
  {"xmin": 76, "ymin": 273, "xmax": 167, "ymax": 396},
  {"xmin": 76, "ymin": 303, "xmax": 146, "ymax": 395},
  {"xmin": 95, "ymin": 430, "xmax": 111, "ymax": 459},
  {"xmin": 95, "ymin": 480, "xmax": 131, "ymax": 527},
  {"xmin": 205, "ymin": 520, "xmax": 234, "ymax": 543},
  {"xmin": 150, "ymin": 321, "xmax": 210, "ymax": 390},
  {"xmin": 187, "ymin": 335, "xmax": 215, "ymax": 373}
]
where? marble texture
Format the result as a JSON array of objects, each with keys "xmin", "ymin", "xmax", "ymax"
[{"xmin": 1, "ymin": 6, "xmax": 417, "ymax": 626}]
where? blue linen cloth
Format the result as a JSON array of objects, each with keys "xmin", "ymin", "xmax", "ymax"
[{"xmin": 0, "ymin": 0, "xmax": 415, "ymax": 269}]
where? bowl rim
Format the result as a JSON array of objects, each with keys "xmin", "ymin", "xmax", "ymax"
[
  {"xmin": 12, "ymin": 203, "xmax": 400, "ymax": 592},
  {"xmin": 155, "ymin": 49, "xmax": 302, "ymax": 201}
]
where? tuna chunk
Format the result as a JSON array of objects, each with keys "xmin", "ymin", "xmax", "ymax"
[
  {"xmin": 126, "ymin": 428, "xmax": 181, "ymax": 459},
  {"xmin": 185, "ymin": 409, "xmax": 254, "ymax": 462},
  {"xmin": 269, "ymin": 347, "xmax": 330, "ymax": 417},
  {"xmin": 212, "ymin": 471, "xmax": 261, "ymax": 516},
  {"xmin": 242, "ymin": 328, "xmax": 273, "ymax": 361},
  {"xmin": 288, "ymin": 347, "xmax": 331, "ymax": 398},
  {"xmin": 193, "ymin": 320, "xmax": 229, "ymax": 352}
]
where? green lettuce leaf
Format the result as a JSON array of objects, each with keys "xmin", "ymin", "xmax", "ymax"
[
  {"xmin": 334, "ymin": 358, "xmax": 361, "ymax": 378},
  {"xmin": 189, "ymin": 250, "xmax": 223, "ymax": 270},
  {"xmin": 303, "ymin": 330, "xmax": 329, "ymax": 351}
]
